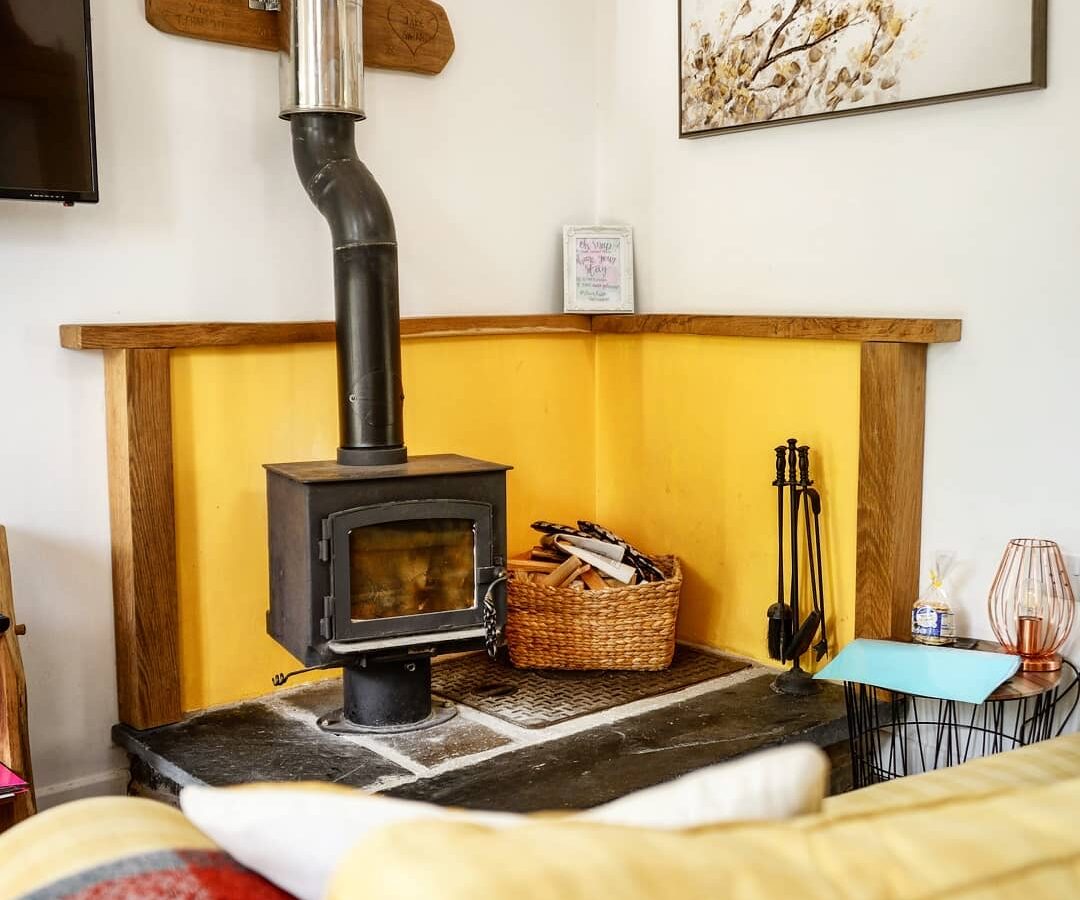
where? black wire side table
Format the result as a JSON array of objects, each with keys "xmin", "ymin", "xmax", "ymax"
[{"xmin": 844, "ymin": 641, "xmax": 1080, "ymax": 789}]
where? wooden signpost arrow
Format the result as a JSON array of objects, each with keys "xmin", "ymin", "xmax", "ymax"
[{"xmin": 145, "ymin": 0, "xmax": 455, "ymax": 75}]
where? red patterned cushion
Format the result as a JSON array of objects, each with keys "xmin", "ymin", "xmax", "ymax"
[{"xmin": 22, "ymin": 849, "xmax": 294, "ymax": 900}]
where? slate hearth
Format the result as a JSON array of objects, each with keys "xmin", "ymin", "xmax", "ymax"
[{"xmin": 115, "ymin": 649, "xmax": 852, "ymax": 812}]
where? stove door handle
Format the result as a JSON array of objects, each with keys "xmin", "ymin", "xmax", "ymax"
[{"xmin": 482, "ymin": 569, "xmax": 510, "ymax": 661}]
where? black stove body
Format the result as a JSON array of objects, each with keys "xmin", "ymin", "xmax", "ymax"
[{"xmin": 266, "ymin": 455, "xmax": 510, "ymax": 733}]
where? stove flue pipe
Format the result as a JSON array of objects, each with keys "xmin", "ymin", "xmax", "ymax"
[{"xmin": 280, "ymin": 0, "xmax": 407, "ymax": 466}]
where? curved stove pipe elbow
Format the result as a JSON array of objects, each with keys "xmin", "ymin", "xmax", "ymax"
[{"xmin": 291, "ymin": 113, "xmax": 407, "ymax": 466}]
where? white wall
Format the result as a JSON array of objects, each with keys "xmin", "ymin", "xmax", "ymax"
[
  {"xmin": 0, "ymin": 0, "xmax": 599, "ymax": 793},
  {"xmin": 597, "ymin": 1, "xmax": 1080, "ymax": 667},
  {"xmin": 5, "ymin": 0, "xmax": 1078, "ymax": 796}
]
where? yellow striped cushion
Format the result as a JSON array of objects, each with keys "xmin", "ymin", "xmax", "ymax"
[
  {"xmin": 0, "ymin": 798, "xmax": 214, "ymax": 899},
  {"xmin": 824, "ymin": 731, "xmax": 1080, "ymax": 819},
  {"xmin": 330, "ymin": 767, "xmax": 1080, "ymax": 900}
]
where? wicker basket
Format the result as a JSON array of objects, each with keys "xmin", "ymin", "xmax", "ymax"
[{"xmin": 505, "ymin": 556, "xmax": 681, "ymax": 671}]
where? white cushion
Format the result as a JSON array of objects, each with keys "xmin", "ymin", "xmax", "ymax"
[
  {"xmin": 580, "ymin": 743, "xmax": 830, "ymax": 829},
  {"xmin": 180, "ymin": 743, "xmax": 828, "ymax": 900}
]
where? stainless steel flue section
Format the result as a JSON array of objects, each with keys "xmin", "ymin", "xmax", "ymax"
[
  {"xmin": 280, "ymin": 0, "xmax": 365, "ymax": 118},
  {"xmin": 280, "ymin": 0, "xmax": 407, "ymax": 466}
]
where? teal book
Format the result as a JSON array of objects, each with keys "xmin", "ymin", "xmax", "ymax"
[{"xmin": 814, "ymin": 639, "xmax": 1020, "ymax": 704}]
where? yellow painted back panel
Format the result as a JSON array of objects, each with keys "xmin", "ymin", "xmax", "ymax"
[
  {"xmin": 172, "ymin": 335, "xmax": 596, "ymax": 711},
  {"xmin": 593, "ymin": 334, "xmax": 860, "ymax": 666},
  {"xmin": 172, "ymin": 330, "xmax": 860, "ymax": 711}
]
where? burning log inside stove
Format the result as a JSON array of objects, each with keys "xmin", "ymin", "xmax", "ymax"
[{"xmin": 347, "ymin": 519, "xmax": 476, "ymax": 621}]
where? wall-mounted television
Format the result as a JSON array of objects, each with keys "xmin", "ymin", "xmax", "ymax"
[{"xmin": 0, "ymin": 0, "xmax": 98, "ymax": 205}]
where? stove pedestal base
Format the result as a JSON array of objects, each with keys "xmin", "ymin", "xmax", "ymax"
[
  {"xmin": 318, "ymin": 699, "xmax": 457, "ymax": 735},
  {"xmin": 318, "ymin": 656, "xmax": 456, "ymax": 735}
]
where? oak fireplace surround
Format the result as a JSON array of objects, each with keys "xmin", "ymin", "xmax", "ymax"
[{"xmin": 60, "ymin": 312, "xmax": 961, "ymax": 731}]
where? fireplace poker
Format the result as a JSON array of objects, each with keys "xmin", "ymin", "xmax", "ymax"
[
  {"xmin": 767, "ymin": 446, "xmax": 792, "ymax": 661},
  {"xmin": 787, "ymin": 439, "xmax": 801, "ymax": 642}
]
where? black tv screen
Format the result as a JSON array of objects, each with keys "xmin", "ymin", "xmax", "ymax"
[{"xmin": 0, "ymin": 0, "xmax": 98, "ymax": 204}]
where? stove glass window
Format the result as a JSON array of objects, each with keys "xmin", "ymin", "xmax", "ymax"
[{"xmin": 348, "ymin": 519, "xmax": 476, "ymax": 621}]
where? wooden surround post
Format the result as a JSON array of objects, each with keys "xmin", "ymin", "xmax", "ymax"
[
  {"xmin": 855, "ymin": 342, "xmax": 928, "ymax": 641},
  {"xmin": 105, "ymin": 350, "xmax": 183, "ymax": 729}
]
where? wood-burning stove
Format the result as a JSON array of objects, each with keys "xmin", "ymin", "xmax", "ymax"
[
  {"xmin": 265, "ymin": 1, "xmax": 511, "ymax": 734},
  {"xmin": 266, "ymin": 456, "xmax": 510, "ymax": 733}
]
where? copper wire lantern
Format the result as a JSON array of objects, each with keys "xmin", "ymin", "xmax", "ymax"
[{"xmin": 988, "ymin": 539, "xmax": 1076, "ymax": 672}]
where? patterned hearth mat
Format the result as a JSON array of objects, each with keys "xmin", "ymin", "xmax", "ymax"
[{"xmin": 431, "ymin": 646, "xmax": 750, "ymax": 729}]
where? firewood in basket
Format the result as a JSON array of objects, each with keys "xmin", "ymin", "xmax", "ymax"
[
  {"xmin": 542, "ymin": 556, "xmax": 581, "ymax": 587},
  {"xmin": 530, "ymin": 546, "xmax": 564, "ymax": 562},
  {"xmin": 580, "ymin": 568, "xmax": 607, "ymax": 591},
  {"xmin": 559, "ymin": 565, "xmax": 590, "ymax": 589},
  {"xmin": 508, "ymin": 559, "xmax": 560, "ymax": 573}
]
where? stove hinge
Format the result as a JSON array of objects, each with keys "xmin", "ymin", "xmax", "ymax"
[
  {"xmin": 320, "ymin": 595, "xmax": 335, "ymax": 640},
  {"xmin": 318, "ymin": 519, "xmax": 332, "ymax": 563},
  {"xmin": 319, "ymin": 519, "xmax": 335, "ymax": 639}
]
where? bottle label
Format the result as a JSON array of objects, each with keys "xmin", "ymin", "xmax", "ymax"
[{"xmin": 912, "ymin": 606, "xmax": 955, "ymax": 642}]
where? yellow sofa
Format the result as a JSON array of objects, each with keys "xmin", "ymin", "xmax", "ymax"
[{"xmin": 5, "ymin": 735, "xmax": 1080, "ymax": 900}]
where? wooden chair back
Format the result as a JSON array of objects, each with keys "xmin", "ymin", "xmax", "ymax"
[{"xmin": 0, "ymin": 526, "xmax": 34, "ymax": 829}]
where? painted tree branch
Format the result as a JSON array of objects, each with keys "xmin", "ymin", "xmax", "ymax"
[
  {"xmin": 753, "ymin": 16, "xmax": 868, "ymax": 84},
  {"xmin": 681, "ymin": 0, "xmax": 911, "ymax": 130},
  {"xmin": 756, "ymin": 0, "xmax": 807, "ymax": 79}
]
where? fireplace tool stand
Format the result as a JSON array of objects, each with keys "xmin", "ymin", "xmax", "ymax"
[{"xmin": 770, "ymin": 439, "xmax": 826, "ymax": 697}]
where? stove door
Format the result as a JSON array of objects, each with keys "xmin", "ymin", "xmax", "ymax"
[{"xmin": 327, "ymin": 500, "xmax": 493, "ymax": 643}]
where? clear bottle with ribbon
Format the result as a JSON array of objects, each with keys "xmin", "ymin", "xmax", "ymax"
[{"xmin": 912, "ymin": 557, "xmax": 956, "ymax": 646}]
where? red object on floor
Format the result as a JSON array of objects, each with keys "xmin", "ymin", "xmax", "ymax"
[{"xmin": 31, "ymin": 850, "xmax": 294, "ymax": 900}]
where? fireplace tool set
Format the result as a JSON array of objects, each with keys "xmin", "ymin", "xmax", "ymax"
[{"xmin": 767, "ymin": 439, "xmax": 829, "ymax": 696}]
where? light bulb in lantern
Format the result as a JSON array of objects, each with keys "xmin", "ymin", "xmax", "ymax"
[{"xmin": 1016, "ymin": 577, "xmax": 1046, "ymax": 657}]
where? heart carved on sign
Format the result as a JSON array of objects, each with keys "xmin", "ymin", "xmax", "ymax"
[{"xmin": 387, "ymin": 2, "xmax": 439, "ymax": 56}]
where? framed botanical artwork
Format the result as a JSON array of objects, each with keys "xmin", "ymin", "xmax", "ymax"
[
  {"xmin": 679, "ymin": 0, "xmax": 1048, "ymax": 138},
  {"xmin": 563, "ymin": 226, "xmax": 635, "ymax": 314}
]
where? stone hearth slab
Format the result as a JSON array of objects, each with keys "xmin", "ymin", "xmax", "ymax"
[
  {"xmin": 113, "ymin": 704, "xmax": 410, "ymax": 790},
  {"xmin": 386, "ymin": 673, "xmax": 849, "ymax": 811},
  {"xmin": 116, "ymin": 655, "xmax": 853, "ymax": 811},
  {"xmin": 281, "ymin": 680, "xmax": 514, "ymax": 768},
  {"xmin": 431, "ymin": 647, "xmax": 750, "ymax": 728}
]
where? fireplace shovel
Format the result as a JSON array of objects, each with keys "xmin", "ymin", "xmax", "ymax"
[{"xmin": 807, "ymin": 487, "xmax": 829, "ymax": 661}]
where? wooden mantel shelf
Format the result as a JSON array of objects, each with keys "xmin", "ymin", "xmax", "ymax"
[{"xmin": 59, "ymin": 314, "xmax": 961, "ymax": 351}]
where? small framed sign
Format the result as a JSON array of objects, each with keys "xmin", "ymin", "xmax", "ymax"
[{"xmin": 563, "ymin": 226, "xmax": 635, "ymax": 314}]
